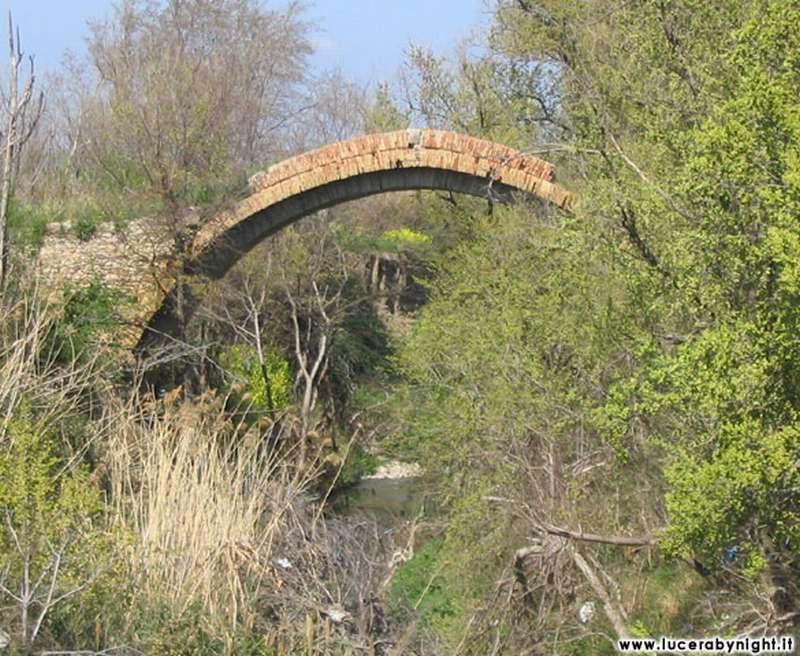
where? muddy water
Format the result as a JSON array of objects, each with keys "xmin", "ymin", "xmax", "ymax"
[{"xmin": 333, "ymin": 476, "xmax": 429, "ymax": 520}]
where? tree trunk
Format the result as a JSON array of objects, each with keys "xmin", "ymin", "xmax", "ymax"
[
  {"xmin": 0, "ymin": 16, "xmax": 43, "ymax": 288},
  {"xmin": 571, "ymin": 548, "xmax": 630, "ymax": 640},
  {"xmin": 0, "ymin": 21, "xmax": 19, "ymax": 288}
]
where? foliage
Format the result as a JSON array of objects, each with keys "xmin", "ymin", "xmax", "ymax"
[
  {"xmin": 329, "ymin": 300, "xmax": 393, "ymax": 393},
  {"xmin": 384, "ymin": 3, "xmax": 800, "ymax": 648},
  {"xmin": 5, "ymin": 0, "xmax": 800, "ymax": 651},
  {"xmin": 8, "ymin": 195, "xmax": 155, "ymax": 248},
  {"xmin": 365, "ymin": 83, "xmax": 409, "ymax": 133},
  {"xmin": 381, "ymin": 228, "xmax": 433, "ymax": 252},
  {"xmin": 0, "ymin": 415, "xmax": 103, "ymax": 543},
  {"xmin": 336, "ymin": 443, "xmax": 380, "ymax": 488},
  {"xmin": 49, "ymin": 280, "xmax": 133, "ymax": 361},
  {"xmin": 65, "ymin": 197, "xmax": 149, "ymax": 240},
  {"xmin": 0, "ymin": 411, "xmax": 111, "ymax": 649},
  {"xmin": 6, "ymin": 200, "xmax": 51, "ymax": 250},
  {"xmin": 72, "ymin": 213, "xmax": 98, "ymax": 241},
  {"xmin": 140, "ymin": 605, "xmax": 273, "ymax": 656},
  {"xmin": 387, "ymin": 537, "xmax": 456, "ymax": 626},
  {"xmin": 570, "ymin": 1, "xmax": 800, "ymax": 568},
  {"xmin": 334, "ymin": 224, "xmax": 434, "ymax": 259},
  {"xmin": 82, "ymin": 0, "xmax": 311, "ymax": 209},
  {"xmin": 628, "ymin": 563, "xmax": 704, "ymax": 638},
  {"xmin": 219, "ymin": 344, "xmax": 292, "ymax": 415}
]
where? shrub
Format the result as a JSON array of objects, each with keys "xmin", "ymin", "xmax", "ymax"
[
  {"xmin": 219, "ymin": 343, "xmax": 292, "ymax": 415},
  {"xmin": 0, "ymin": 412, "xmax": 110, "ymax": 650},
  {"xmin": 387, "ymin": 537, "xmax": 455, "ymax": 625},
  {"xmin": 6, "ymin": 200, "xmax": 52, "ymax": 250},
  {"xmin": 337, "ymin": 443, "xmax": 379, "ymax": 487},
  {"xmin": 50, "ymin": 280, "xmax": 134, "ymax": 361},
  {"xmin": 333, "ymin": 224, "xmax": 434, "ymax": 258}
]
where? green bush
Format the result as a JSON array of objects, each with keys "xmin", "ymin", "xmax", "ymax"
[
  {"xmin": 628, "ymin": 563, "xmax": 704, "ymax": 637},
  {"xmin": 333, "ymin": 224, "xmax": 434, "ymax": 259},
  {"xmin": 67, "ymin": 195, "xmax": 161, "ymax": 240},
  {"xmin": 137, "ymin": 604, "xmax": 275, "ymax": 656},
  {"xmin": 145, "ymin": 610, "xmax": 223, "ymax": 656},
  {"xmin": 329, "ymin": 302, "xmax": 392, "ymax": 399},
  {"xmin": 73, "ymin": 212, "xmax": 100, "ymax": 241},
  {"xmin": 219, "ymin": 344, "xmax": 292, "ymax": 415},
  {"xmin": 0, "ymin": 412, "xmax": 111, "ymax": 650},
  {"xmin": 6, "ymin": 200, "xmax": 53, "ymax": 250},
  {"xmin": 337, "ymin": 443, "xmax": 379, "ymax": 487},
  {"xmin": 387, "ymin": 537, "xmax": 455, "ymax": 625},
  {"xmin": 50, "ymin": 280, "xmax": 134, "ymax": 361}
]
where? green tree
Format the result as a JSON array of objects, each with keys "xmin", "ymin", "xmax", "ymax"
[
  {"xmin": 365, "ymin": 83, "xmax": 408, "ymax": 133},
  {"xmin": 0, "ymin": 414, "xmax": 109, "ymax": 649},
  {"xmin": 391, "ymin": 1, "xmax": 800, "ymax": 649},
  {"xmin": 220, "ymin": 343, "xmax": 292, "ymax": 416}
]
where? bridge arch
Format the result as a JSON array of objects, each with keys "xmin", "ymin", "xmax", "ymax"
[
  {"xmin": 147, "ymin": 129, "xmax": 573, "ymax": 350},
  {"xmin": 39, "ymin": 130, "xmax": 573, "ymax": 351},
  {"xmin": 191, "ymin": 129, "xmax": 569, "ymax": 259}
]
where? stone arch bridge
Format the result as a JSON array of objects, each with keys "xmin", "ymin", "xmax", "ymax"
[{"xmin": 37, "ymin": 129, "xmax": 572, "ymax": 351}]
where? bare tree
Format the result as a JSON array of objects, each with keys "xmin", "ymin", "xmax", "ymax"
[
  {"xmin": 0, "ymin": 523, "xmax": 99, "ymax": 648},
  {"xmin": 0, "ymin": 291, "xmax": 111, "ymax": 650},
  {"xmin": 84, "ymin": 0, "xmax": 311, "ymax": 200},
  {"xmin": 197, "ymin": 260, "xmax": 282, "ymax": 416},
  {"xmin": 281, "ymin": 228, "xmax": 352, "ymax": 452},
  {"xmin": 0, "ymin": 13, "xmax": 44, "ymax": 287},
  {"xmin": 78, "ymin": 0, "xmax": 312, "ymax": 384},
  {"xmin": 286, "ymin": 69, "xmax": 368, "ymax": 151}
]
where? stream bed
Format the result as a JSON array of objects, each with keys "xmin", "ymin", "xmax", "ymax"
[
  {"xmin": 330, "ymin": 460, "xmax": 436, "ymax": 522},
  {"xmin": 332, "ymin": 475, "xmax": 427, "ymax": 520}
]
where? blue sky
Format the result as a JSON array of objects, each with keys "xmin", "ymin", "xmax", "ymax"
[{"xmin": 1, "ymin": 0, "xmax": 489, "ymax": 83}]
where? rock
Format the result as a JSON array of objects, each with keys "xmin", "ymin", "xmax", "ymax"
[
  {"xmin": 364, "ymin": 460, "xmax": 422, "ymax": 480},
  {"xmin": 578, "ymin": 600, "xmax": 596, "ymax": 624},
  {"xmin": 323, "ymin": 607, "xmax": 348, "ymax": 624}
]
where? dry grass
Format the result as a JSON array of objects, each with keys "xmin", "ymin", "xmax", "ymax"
[
  {"xmin": 100, "ymin": 392, "xmax": 403, "ymax": 651},
  {"xmin": 100, "ymin": 392, "xmax": 317, "ymax": 636}
]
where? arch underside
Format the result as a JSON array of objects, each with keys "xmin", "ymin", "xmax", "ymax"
[
  {"xmin": 139, "ymin": 167, "xmax": 537, "ymax": 351},
  {"xmin": 195, "ymin": 168, "xmax": 530, "ymax": 277}
]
